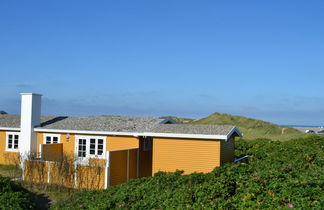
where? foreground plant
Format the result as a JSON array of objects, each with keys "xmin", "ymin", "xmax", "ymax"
[{"xmin": 51, "ymin": 136, "xmax": 323, "ymax": 209}]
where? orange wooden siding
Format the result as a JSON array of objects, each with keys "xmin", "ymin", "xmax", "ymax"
[
  {"xmin": 36, "ymin": 132, "xmax": 43, "ymax": 153},
  {"xmin": 152, "ymin": 138, "xmax": 221, "ymax": 175},
  {"xmin": 23, "ymin": 159, "xmax": 105, "ymax": 189},
  {"xmin": 109, "ymin": 150, "xmax": 128, "ymax": 186},
  {"xmin": 88, "ymin": 158, "xmax": 106, "ymax": 166},
  {"xmin": 0, "ymin": 131, "xmax": 20, "ymax": 165},
  {"xmin": 24, "ymin": 160, "xmax": 48, "ymax": 183},
  {"xmin": 109, "ymin": 149, "xmax": 138, "ymax": 186},
  {"xmin": 107, "ymin": 136, "xmax": 139, "ymax": 151},
  {"xmin": 37, "ymin": 133, "xmax": 139, "ymax": 157},
  {"xmin": 49, "ymin": 162, "xmax": 75, "ymax": 188},
  {"xmin": 76, "ymin": 165, "xmax": 105, "ymax": 189}
]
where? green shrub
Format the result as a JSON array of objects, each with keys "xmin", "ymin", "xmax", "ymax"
[
  {"xmin": 0, "ymin": 176, "xmax": 35, "ymax": 210},
  {"xmin": 53, "ymin": 136, "xmax": 324, "ymax": 209}
]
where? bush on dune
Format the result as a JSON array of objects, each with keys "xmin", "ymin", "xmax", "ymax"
[
  {"xmin": 0, "ymin": 176, "xmax": 35, "ymax": 210},
  {"xmin": 54, "ymin": 136, "xmax": 324, "ymax": 209}
]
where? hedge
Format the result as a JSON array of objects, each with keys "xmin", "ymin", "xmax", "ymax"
[
  {"xmin": 0, "ymin": 176, "xmax": 35, "ymax": 210},
  {"xmin": 53, "ymin": 136, "xmax": 324, "ymax": 209}
]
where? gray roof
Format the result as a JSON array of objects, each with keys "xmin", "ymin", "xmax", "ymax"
[
  {"xmin": 0, "ymin": 114, "xmax": 21, "ymax": 128},
  {"xmin": 0, "ymin": 115, "xmax": 240, "ymax": 137},
  {"xmin": 151, "ymin": 124, "xmax": 235, "ymax": 136},
  {"xmin": 0, "ymin": 114, "xmax": 170, "ymax": 132},
  {"xmin": 39, "ymin": 116, "xmax": 168, "ymax": 132}
]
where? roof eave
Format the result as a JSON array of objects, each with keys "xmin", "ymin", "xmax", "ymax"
[
  {"xmin": 159, "ymin": 118, "xmax": 177, "ymax": 124},
  {"xmin": 0, "ymin": 126, "xmax": 238, "ymax": 141},
  {"xmin": 34, "ymin": 128, "xmax": 141, "ymax": 137},
  {"xmin": 226, "ymin": 126, "xmax": 243, "ymax": 140},
  {"xmin": 142, "ymin": 132, "xmax": 228, "ymax": 140},
  {"xmin": 34, "ymin": 128, "xmax": 228, "ymax": 140},
  {"xmin": 0, "ymin": 127, "xmax": 21, "ymax": 131}
]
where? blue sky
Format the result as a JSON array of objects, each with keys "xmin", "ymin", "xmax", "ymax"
[{"xmin": 1, "ymin": 0, "xmax": 324, "ymax": 125}]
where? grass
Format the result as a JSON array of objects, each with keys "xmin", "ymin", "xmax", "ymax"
[
  {"xmin": 161, "ymin": 116, "xmax": 195, "ymax": 124},
  {"xmin": 181, "ymin": 112, "xmax": 306, "ymax": 140},
  {"xmin": 21, "ymin": 182, "xmax": 77, "ymax": 209},
  {"xmin": 0, "ymin": 164, "xmax": 21, "ymax": 178},
  {"xmin": 0, "ymin": 164, "xmax": 76, "ymax": 209}
]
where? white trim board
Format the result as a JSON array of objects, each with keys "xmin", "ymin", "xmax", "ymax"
[
  {"xmin": 142, "ymin": 132, "xmax": 228, "ymax": 140},
  {"xmin": 33, "ymin": 128, "xmax": 241, "ymax": 140},
  {"xmin": 35, "ymin": 128, "xmax": 140, "ymax": 137},
  {"xmin": 0, "ymin": 127, "xmax": 20, "ymax": 131}
]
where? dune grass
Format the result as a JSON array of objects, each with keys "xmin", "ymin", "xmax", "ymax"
[{"xmin": 170, "ymin": 112, "xmax": 306, "ymax": 141}]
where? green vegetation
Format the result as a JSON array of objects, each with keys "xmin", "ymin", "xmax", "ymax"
[
  {"xmin": 0, "ymin": 176, "xmax": 35, "ymax": 210},
  {"xmin": 0, "ymin": 113, "xmax": 320, "ymax": 209},
  {"xmin": 191, "ymin": 112, "xmax": 305, "ymax": 140},
  {"xmin": 52, "ymin": 136, "xmax": 324, "ymax": 209},
  {"xmin": 0, "ymin": 164, "xmax": 21, "ymax": 178}
]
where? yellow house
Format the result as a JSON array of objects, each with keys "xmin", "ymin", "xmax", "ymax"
[{"xmin": 0, "ymin": 93, "xmax": 242, "ymax": 188}]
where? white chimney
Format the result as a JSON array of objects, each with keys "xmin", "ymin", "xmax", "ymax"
[{"xmin": 20, "ymin": 93, "xmax": 42, "ymax": 156}]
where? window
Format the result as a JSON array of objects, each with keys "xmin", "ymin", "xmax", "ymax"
[
  {"xmin": 75, "ymin": 136, "xmax": 106, "ymax": 159},
  {"xmin": 89, "ymin": 138, "xmax": 104, "ymax": 156},
  {"xmin": 78, "ymin": 138, "xmax": 87, "ymax": 158},
  {"xmin": 6, "ymin": 132, "xmax": 20, "ymax": 152},
  {"xmin": 44, "ymin": 134, "xmax": 60, "ymax": 144}
]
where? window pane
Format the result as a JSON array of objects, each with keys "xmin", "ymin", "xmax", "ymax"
[
  {"xmin": 90, "ymin": 139, "xmax": 95, "ymax": 143},
  {"xmin": 90, "ymin": 144, "xmax": 95, "ymax": 149},
  {"xmin": 78, "ymin": 152, "xmax": 86, "ymax": 157},
  {"xmin": 95, "ymin": 139, "xmax": 104, "ymax": 156},
  {"xmin": 14, "ymin": 135, "xmax": 19, "ymax": 149},
  {"xmin": 8, "ymin": 134, "xmax": 12, "ymax": 149},
  {"xmin": 90, "ymin": 150, "xmax": 95, "ymax": 154},
  {"xmin": 46, "ymin": 136, "xmax": 51, "ymax": 144},
  {"xmin": 78, "ymin": 138, "xmax": 87, "ymax": 157},
  {"xmin": 53, "ymin": 137, "xmax": 58, "ymax": 143}
]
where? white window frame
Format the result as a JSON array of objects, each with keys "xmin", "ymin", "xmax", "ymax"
[
  {"xmin": 6, "ymin": 132, "xmax": 20, "ymax": 152},
  {"xmin": 75, "ymin": 135, "xmax": 106, "ymax": 160},
  {"xmin": 43, "ymin": 133, "xmax": 61, "ymax": 144}
]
